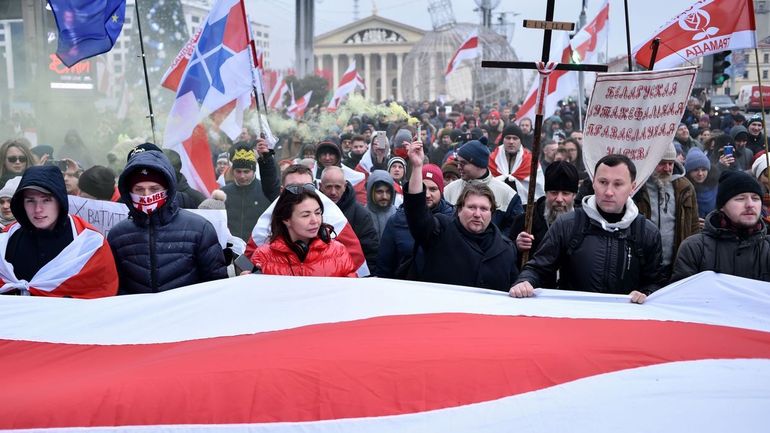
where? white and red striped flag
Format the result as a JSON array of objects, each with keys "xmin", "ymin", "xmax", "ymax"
[
  {"xmin": 445, "ymin": 30, "xmax": 479, "ymax": 77},
  {"xmin": 633, "ymin": 0, "xmax": 757, "ymax": 70},
  {"xmin": 515, "ymin": 32, "xmax": 577, "ymax": 123},
  {"xmin": 267, "ymin": 74, "xmax": 289, "ymax": 109},
  {"xmin": 1, "ymin": 272, "xmax": 769, "ymax": 431},
  {"xmin": 162, "ymin": 0, "xmax": 253, "ymax": 196},
  {"xmin": 570, "ymin": 0, "xmax": 609, "ymax": 65},
  {"xmin": 287, "ymin": 90, "xmax": 313, "ymax": 119},
  {"xmin": 328, "ymin": 60, "xmax": 366, "ymax": 110}
]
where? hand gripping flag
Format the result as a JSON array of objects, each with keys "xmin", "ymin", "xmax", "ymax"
[
  {"xmin": 328, "ymin": 61, "xmax": 366, "ymax": 110},
  {"xmin": 445, "ymin": 30, "xmax": 479, "ymax": 77},
  {"xmin": 515, "ymin": 32, "xmax": 578, "ymax": 123},
  {"xmin": 0, "ymin": 215, "xmax": 117, "ymax": 298},
  {"xmin": 162, "ymin": 0, "xmax": 253, "ymax": 196},
  {"xmin": 48, "ymin": 0, "xmax": 126, "ymax": 68},
  {"xmin": 633, "ymin": 0, "xmax": 757, "ymax": 70},
  {"xmin": 1, "ymin": 272, "xmax": 769, "ymax": 431}
]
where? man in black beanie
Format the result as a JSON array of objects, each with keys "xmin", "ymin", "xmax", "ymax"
[
  {"xmin": 78, "ymin": 166, "xmax": 116, "ymax": 201},
  {"xmin": 672, "ymin": 170, "xmax": 770, "ymax": 282},
  {"xmin": 509, "ymin": 160, "xmax": 579, "ymax": 270}
]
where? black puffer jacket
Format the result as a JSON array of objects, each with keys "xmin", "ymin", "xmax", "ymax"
[
  {"xmin": 336, "ymin": 181, "xmax": 379, "ymax": 273},
  {"xmin": 107, "ymin": 151, "xmax": 227, "ymax": 294},
  {"xmin": 220, "ymin": 156, "xmax": 280, "ymax": 241},
  {"xmin": 671, "ymin": 210, "xmax": 770, "ymax": 282},
  {"xmin": 404, "ymin": 187, "xmax": 518, "ymax": 292},
  {"xmin": 517, "ymin": 197, "xmax": 665, "ymax": 295}
]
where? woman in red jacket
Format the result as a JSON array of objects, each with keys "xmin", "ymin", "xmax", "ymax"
[{"xmin": 251, "ymin": 183, "xmax": 358, "ymax": 277}]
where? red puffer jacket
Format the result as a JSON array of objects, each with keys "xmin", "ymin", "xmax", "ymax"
[{"xmin": 251, "ymin": 236, "xmax": 358, "ymax": 277}]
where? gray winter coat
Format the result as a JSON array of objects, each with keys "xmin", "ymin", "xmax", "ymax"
[{"xmin": 671, "ymin": 210, "xmax": 770, "ymax": 282}]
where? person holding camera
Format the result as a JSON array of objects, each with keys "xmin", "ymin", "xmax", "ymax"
[{"xmin": 249, "ymin": 183, "xmax": 358, "ymax": 277}]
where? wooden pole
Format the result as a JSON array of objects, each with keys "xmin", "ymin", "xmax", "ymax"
[{"xmin": 623, "ymin": 0, "xmax": 633, "ymax": 71}]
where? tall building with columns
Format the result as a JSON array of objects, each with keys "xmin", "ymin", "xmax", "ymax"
[{"xmin": 314, "ymin": 14, "xmax": 425, "ymax": 102}]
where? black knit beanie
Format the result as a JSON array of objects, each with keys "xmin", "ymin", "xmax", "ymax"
[{"xmin": 716, "ymin": 170, "xmax": 763, "ymax": 209}]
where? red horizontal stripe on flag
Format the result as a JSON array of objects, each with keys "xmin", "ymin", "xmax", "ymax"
[{"xmin": 1, "ymin": 313, "xmax": 769, "ymax": 429}]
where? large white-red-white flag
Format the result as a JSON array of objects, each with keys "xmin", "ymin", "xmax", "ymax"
[
  {"xmin": 445, "ymin": 30, "xmax": 479, "ymax": 76},
  {"xmin": 162, "ymin": 0, "xmax": 253, "ymax": 196},
  {"xmin": 515, "ymin": 32, "xmax": 577, "ymax": 123},
  {"xmin": 1, "ymin": 272, "xmax": 769, "ymax": 431},
  {"xmin": 267, "ymin": 74, "xmax": 289, "ymax": 109},
  {"xmin": 328, "ymin": 61, "xmax": 366, "ymax": 110},
  {"xmin": 633, "ymin": 0, "xmax": 757, "ymax": 70}
]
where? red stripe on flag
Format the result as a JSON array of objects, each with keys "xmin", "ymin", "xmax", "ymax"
[
  {"xmin": 222, "ymin": 3, "xmax": 248, "ymax": 52},
  {"xmin": 182, "ymin": 125, "xmax": 219, "ymax": 194},
  {"xmin": 2, "ymin": 314, "xmax": 769, "ymax": 429}
]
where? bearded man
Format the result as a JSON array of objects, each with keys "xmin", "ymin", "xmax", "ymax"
[
  {"xmin": 634, "ymin": 143, "xmax": 699, "ymax": 279},
  {"xmin": 510, "ymin": 161, "xmax": 579, "ymax": 272}
]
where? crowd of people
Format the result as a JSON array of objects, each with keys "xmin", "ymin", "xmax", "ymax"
[{"xmin": 1, "ymin": 95, "xmax": 769, "ymax": 301}]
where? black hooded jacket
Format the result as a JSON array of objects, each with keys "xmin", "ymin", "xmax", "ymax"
[
  {"xmin": 107, "ymin": 150, "xmax": 227, "ymax": 294},
  {"xmin": 5, "ymin": 165, "xmax": 73, "ymax": 282}
]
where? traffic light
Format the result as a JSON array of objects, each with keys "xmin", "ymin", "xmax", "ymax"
[{"xmin": 712, "ymin": 51, "xmax": 732, "ymax": 86}]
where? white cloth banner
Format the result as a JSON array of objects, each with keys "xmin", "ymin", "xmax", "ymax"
[
  {"xmin": 67, "ymin": 196, "xmax": 230, "ymax": 247},
  {"xmin": 582, "ymin": 67, "xmax": 697, "ymax": 193}
]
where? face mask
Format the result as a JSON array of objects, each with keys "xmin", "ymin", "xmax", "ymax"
[{"xmin": 130, "ymin": 191, "xmax": 167, "ymax": 214}]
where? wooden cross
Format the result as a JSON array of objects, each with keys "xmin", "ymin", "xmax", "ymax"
[{"xmin": 481, "ymin": 0, "xmax": 608, "ymax": 264}]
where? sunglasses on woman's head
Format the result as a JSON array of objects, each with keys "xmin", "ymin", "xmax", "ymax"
[
  {"xmin": 7, "ymin": 156, "xmax": 26, "ymax": 163},
  {"xmin": 284, "ymin": 183, "xmax": 316, "ymax": 195}
]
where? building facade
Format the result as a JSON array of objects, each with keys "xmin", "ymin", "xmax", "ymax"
[{"xmin": 314, "ymin": 15, "xmax": 425, "ymax": 102}]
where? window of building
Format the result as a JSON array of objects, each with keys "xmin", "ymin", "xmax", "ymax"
[
  {"xmin": 764, "ymin": 53, "xmax": 769, "ymax": 64},
  {"xmin": 192, "ymin": 16, "xmax": 200, "ymax": 23},
  {"xmin": 744, "ymin": 71, "xmax": 749, "ymax": 79},
  {"xmin": 745, "ymin": 53, "xmax": 751, "ymax": 63},
  {"xmin": 764, "ymin": 70, "xmax": 768, "ymax": 80},
  {"xmin": 256, "ymin": 31, "xmax": 262, "ymax": 37}
]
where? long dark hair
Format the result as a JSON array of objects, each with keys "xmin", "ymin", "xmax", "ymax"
[{"xmin": 269, "ymin": 185, "xmax": 325, "ymax": 243}]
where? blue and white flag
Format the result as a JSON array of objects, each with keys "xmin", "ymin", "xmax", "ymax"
[
  {"xmin": 162, "ymin": 0, "xmax": 253, "ymax": 196},
  {"xmin": 48, "ymin": 0, "xmax": 126, "ymax": 67}
]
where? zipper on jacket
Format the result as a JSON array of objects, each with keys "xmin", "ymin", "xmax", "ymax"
[{"xmin": 149, "ymin": 221, "xmax": 157, "ymax": 290}]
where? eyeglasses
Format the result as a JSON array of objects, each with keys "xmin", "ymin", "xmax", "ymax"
[
  {"xmin": 284, "ymin": 183, "xmax": 316, "ymax": 195},
  {"xmin": 6, "ymin": 156, "xmax": 26, "ymax": 163}
]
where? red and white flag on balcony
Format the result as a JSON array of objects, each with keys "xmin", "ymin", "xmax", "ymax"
[
  {"xmin": 267, "ymin": 74, "xmax": 288, "ymax": 109},
  {"xmin": 445, "ymin": 30, "xmax": 479, "ymax": 77},
  {"xmin": 328, "ymin": 60, "xmax": 366, "ymax": 110},
  {"xmin": 162, "ymin": 0, "xmax": 253, "ymax": 196},
  {"xmin": 633, "ymin": 0, "xmax": 757, "ymax": 70},
  {"xmin": 287, "ymin": 89, "xmax": 313, "ymax": 119},
  {"xmin": 2, "ymin": 272, "xmax": 769, "ymax": 431},
  {"xmin": 515, "ymin": 32, "xmax": 577, "ymax": 123}
]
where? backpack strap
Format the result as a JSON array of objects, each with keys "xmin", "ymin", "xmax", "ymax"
[
  {"xmin": 628, "ymin": 214, "xmax": 648, "ymax": 258},
  {"xmin": 566, "ymin": 209, "xmax": 589, "ymax": 255}
]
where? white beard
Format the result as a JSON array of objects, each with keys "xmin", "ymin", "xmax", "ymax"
[{"xmin": 544, "ymin": 202, "xmax": 574, "ymax": 226}]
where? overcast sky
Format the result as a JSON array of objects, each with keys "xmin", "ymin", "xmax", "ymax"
[{"xmin": 245, "ymin": 0, "xmax": 701, "ymax": 70}]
